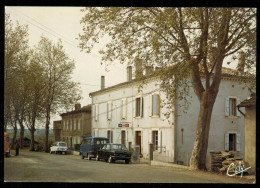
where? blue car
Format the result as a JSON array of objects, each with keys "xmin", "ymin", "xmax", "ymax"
[{"xmin": 80, "ymin": 137, "xmax": 109, "ymax": 160}]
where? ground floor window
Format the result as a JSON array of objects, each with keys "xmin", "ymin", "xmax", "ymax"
[
  {"xmin": 225, "ymin": 133, "xmax": 240, "ymax": 151},
  {"xmin": 152, "ymin": 131, "xmax": 158, "ymax": 151}
]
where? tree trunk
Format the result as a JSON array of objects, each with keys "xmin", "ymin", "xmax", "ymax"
[
  {"xmin": 12, "ymin": 125, "xmax": 17, "ymax": 150},
  {"xmin": 189, "ymin": 90, "xmax": 217, "ymax": 170},
  {"xmin": 30, "ymin": 127, "xmax": 35, "ymax": 151},
  {"xmin": 20, "ymin": 123, "xmax": 24, "ymax": 149},
  {"xmin": 44, "ymin": 112, "xmax": 50, "ymax": 152}
]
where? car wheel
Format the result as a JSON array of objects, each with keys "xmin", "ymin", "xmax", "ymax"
[
  {"xmin": 50, "ymin": 151, "xmax": 52, "ymax": 154},
  {"xmin": 96, "ymin": 154, "xmax": 100, "ymax": 161},
  {"xmin": 108, "ymin": 155, "xmax": 114, "ymax": 163},
  {"xmin": 87, "ymin": 154, "xmax": 91, "ymax": 160},
  {"xmin": 125, "ymin": 159, "xmax": 130, "ymax": 164},
  {"xmin": 81, "ymin": 154, "xmax": 85, "ymax": 159},
  {"xmin": 55, "ymin": 151, "xmax": 57, "ymax": 154},
  {"xmin": 65, "ymin": 152, "xmax": 67, "ymax": 155}
]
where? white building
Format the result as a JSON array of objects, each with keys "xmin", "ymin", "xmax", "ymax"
[{"xmin": 89, "ymin": 66, "xmax": 255, "ymax": 169}]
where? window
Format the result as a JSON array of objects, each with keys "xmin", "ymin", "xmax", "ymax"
[
  {"xmin": 135, "ymin": 97, "xmax": 143, "ymax": 117},
  {"xmin": 225, "ymin": 97, "xmax": 240, "ymax": 117},
  {"xmin": 121, "ymin": 98, "xmax": 127, "ymax": 119},
  {"xmin": 107, "ymin": 130, "xmax": 113, "ymax": 143},
  {"xmin": 107, "ymin": 101, "xmax": 112, "ymax": 120},
  {"xmin": 229, "ymin": 98, "xmax": 236, "ymax": 116},
  {"xmin": 225, "ymin": 133, "xmax": 240, "ymax": 151},
  {"xmin": 152, "ymin": 131, "xmax": 158, "ymax": 151},
  {"xmin": 150, "ymin": 94, "xmax": 160, "ymax": 117}
]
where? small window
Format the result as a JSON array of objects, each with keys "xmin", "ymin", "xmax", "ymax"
[
  {"xmin": 107, "ymin": 102, "xmax": 112, "ymax": 120},
  {"xmin": 225, "ymin": 133, "xmax": 240, "ymax": 151},
  {"xmin": 121, "ymin": 98, "xmax": 127, "ymax": 119}
]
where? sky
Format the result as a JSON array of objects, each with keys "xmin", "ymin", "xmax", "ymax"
[
  {"xmin": 5, "ymin": 6, "xmax": 127, "ymax": 125},
  {"xmin": 5, "ymin": 6, "xmax": 239, "ymax": 128}
]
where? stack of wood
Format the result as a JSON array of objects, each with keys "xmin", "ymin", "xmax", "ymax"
[
  {"xmin": 220, "ymin": 157, "xmax": 243, "ymax": 174},
  {"xmin": 210, "ymin": 151, "xmax": 235, "ymax": 173}
]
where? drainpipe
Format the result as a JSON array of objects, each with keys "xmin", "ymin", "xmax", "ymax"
[{"xmin": 237, "ymin": 106, "xmax": 245, "ymax": 117}]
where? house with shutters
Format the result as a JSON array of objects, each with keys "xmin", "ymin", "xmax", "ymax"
[{"xmin": 89, "ymin": 63, "xmax": 255, "ymax": 169}]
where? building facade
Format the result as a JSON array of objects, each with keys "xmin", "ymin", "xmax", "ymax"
[
  {"xmin": 60, "ymin": 104, "xmax": 92, "ymax": 149},
  {"xmin": 237, "ymin": 93, "xmax": 256, "ymax": 173},
  {"xmin": 89, "ymin": 66, "xmax": 255, "ymax": 169}
]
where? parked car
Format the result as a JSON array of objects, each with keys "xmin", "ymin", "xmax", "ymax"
[
  {"xmin": 80, "ymin": 137, "xmax": 109, "ymax": 160},
  {"xmin": 96, "ymin": 143, "xmax": 131, "ymax": 164},
  {"xmin": 50, "ymin": 141, "xmax": 68, "ymax": 155}
]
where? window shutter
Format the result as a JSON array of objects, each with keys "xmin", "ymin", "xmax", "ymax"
[
  {"xmin": 225, "ymin": 133, "xmax": 229, "ymax": 151},
  {"xmin": 236, "ymin": 98, "xmax": 241, "ymax": 117},
  {"xmin": 107, "ymin": 102, "xmax": 112, "ymax": 120},
  {"xmin": 236, "ymin": 133, "xmax": 241, "ymax": 151},
  {"xmin": 95, "ymin": 104, "xmax": 99, "ymax": 121},
  {"xmin": 153, "ymin": 94, "xmax": 160, "ymax": 116},
  {"xmin": 225, "ymin": 98, "xmax": 229, "ymax": 116},
  {"xmin": 133, "ymin": 98, "xmax": 136, "ymax": 118},
  {"xmin": 140, "ymin": 97, "xmax": 143, "ymax": 117},
  {"xmin": 122, "ymin": 98, "xmax": 126, "ymax": 119},
  {"xmin": 149, "ymin": 95, "xmax": 152, "ymax": 116}
]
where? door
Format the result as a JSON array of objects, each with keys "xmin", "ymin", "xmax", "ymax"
[
  {"xmin": 135, "ymin": 131, "xmax": 142, "ymax": 155},
  {"xmin": 121, "ymin": 131, "xmax": 126, "ymax": 145}
]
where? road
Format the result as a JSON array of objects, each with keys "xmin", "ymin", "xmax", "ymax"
[{"xmin": 4, "ymin": 149, "xmax": 254, "ymax": 183}]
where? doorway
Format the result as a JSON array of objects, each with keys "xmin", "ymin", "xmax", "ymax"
[
  {"xmin": 135, "ymin": 131, "xmax": 142, "ymax": 155},
  {"xmin": 121, "ymin": 130, "xmax": 126, "ymax": 145}
]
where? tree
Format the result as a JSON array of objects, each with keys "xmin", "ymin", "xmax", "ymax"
[
  {"xmin": 5, "ymin": 13, "xmax": 30, "ymax": 147},
  {"xmin": 33, "ymin": 37, "xmax": 81, "ymax": 152},
  {"xmin": 78, "ymin": 8, "xmax": 256, "ymax": 170},
  {"xmin": 24, "ymin": 58, "xmax": 45, "ymax": 151}
]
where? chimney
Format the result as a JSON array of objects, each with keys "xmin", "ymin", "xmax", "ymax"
[
  {"xmin": 135, "ymin": 59, "xmax": 143, "ymax": 79},
  {"xmin": 101, "ymin": 76, "xmax": 105, "ymax": 90},
  {"xmin": 237, "ymin": 51, "xmax": 245, "ymax": 74},
  {"xmin": 127, "ymin": 66, "xmax": 132, "ymax": 81},
  {"xmin": 75, "ymin": 103, "xmax": 81, "ymax": 110},
  {"xmin": 145, "ymin": 65, "xmax": 153, "ymax": 76}
]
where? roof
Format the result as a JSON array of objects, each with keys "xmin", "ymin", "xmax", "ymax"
[
  {"xmin": 60, "ymin": 104, "xmax": 91, "ymax": 116},
  {"xmin": 89, "ymin": 66, "xmax": 255, "ymax": 96},
  {"xmin": 237, "ymin": 93, "xmax": 256, "ymax": 107}
]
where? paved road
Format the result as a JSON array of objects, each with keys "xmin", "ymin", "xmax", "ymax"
[{"xmin": 4, "ymin": 149, "xmax": 254, "ymax": 183}]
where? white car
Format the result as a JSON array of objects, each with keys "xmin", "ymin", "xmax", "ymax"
[{"xmin": 50, "ymin": 141, "xmax": 68, "ymax": 155}]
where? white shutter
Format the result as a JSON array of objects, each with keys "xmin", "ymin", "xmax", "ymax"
[
  {"xmin": 122, "ymin": 98, "xmax": 126, "ymax": 119},
  {"xmin": 133, "ymin": 98, "xmax": 136, "ymax": 118},
  {"xmin": 153, "ymin": 94, "xmax": 160, "ymax": 116},
  {"xmin": 236, "ymin": 98, "xmax": 241, "ymax": 117},
  {"xmin": 107, "ymin": 101, "xmax": 112, "ymax": 120},
  {"xmin": 95, "ymin": 104, "xmax": 99, "ymax": 121},
  {"xmin": 236, "ymin": 133, "xmax": 241, "ymax": 151},
  {"xmin": 149, "ymin": 95, "xmax": 152, "ymax": 116},
  {"xmin": 225, "ymin": 133, "xmax": 229, "ymax": 151},
  {"xmin": 225, "ymin": 97, "xmax": 229, "ymax": 116}
]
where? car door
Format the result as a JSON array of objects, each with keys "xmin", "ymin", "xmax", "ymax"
[
  {"xmin": 99, "ymin": 144, "xmax": 106, "ymax": 159},
  {"xmin": 104, "ymin": 144, "xmax": 111, "ymax": 160}
]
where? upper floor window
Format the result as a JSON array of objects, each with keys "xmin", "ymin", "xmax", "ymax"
[
  {"xmin": 150, "ymin": 94, "xmax": 160, "ymax": 117},
  {"xmin": 225, "ymin": 97, "xmax": 241, "ymax": 117},
  {"xmin": 135, "ymin": 97, "xmax": 143, "ymax": 117}
]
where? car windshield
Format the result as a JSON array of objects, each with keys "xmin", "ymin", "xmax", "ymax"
[
  {"xmin": 111, "ymin": 144, "xmax": 128, "ymax": 150},
  {"xmin": 59, "ymin": 143, "xmax": 66, "ymax": 147},
  {"xmin": 95, "ymin": 139, "xmax": 108, "ymax": 145}
]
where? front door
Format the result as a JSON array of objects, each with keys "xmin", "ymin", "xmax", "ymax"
[{"xmin": 135, "ymin": 131, "xmax": 142, "ymax": 155}]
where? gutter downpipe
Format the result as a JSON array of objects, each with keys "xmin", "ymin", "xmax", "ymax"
[{"xmin": 237, "ymin": 106, "xmax": 245, "ymax": 117}]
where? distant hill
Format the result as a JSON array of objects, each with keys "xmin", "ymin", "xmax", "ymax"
[{"xmin": 6, "ymin": 129, "xmax": 53, "ymax": 138}]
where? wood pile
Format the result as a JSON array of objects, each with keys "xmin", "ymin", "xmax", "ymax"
[{"xmin": 210, "ymin": 151, "xmax": 235, "ymax": 173}]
